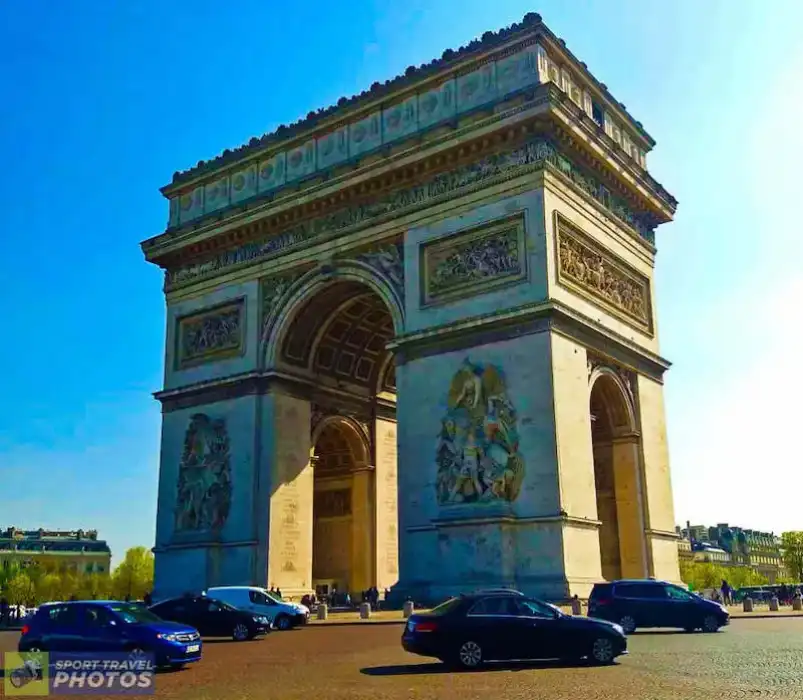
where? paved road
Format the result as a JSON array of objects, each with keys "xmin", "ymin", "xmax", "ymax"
[{"xmin": 2, "ymin": 618, "xmax": 802, "ymax": 699}]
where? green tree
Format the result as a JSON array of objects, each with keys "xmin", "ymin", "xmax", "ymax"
[
  {"xmin": 6, "ymin": 572, "xmax": 35, "ymax": 607},
  {"xmin": 35, "ymin": 573, "xmax": 62, "ymax": 604},
  {"xmin": 781, "ymin": 532, "xmax": 803, "ymax": 582},
  {"xmin": 111, "ymin": 547, "xmax": 154, "ymax": 601},
  {"xmin": 77, "ymin": 573, "xmax": 111, "ymax": 600},
  {"xmin": 0, "ymin": 562, "xmax": 23, "ymax": 597}
]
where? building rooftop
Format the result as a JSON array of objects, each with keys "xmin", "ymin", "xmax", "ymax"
[
  {"xmin": 0, "ymin": 527, "xmax": 111, "ymax": 554},
  {"xmin": 166, "ymin": 11, "xmax": 655, "ymax": 190}
]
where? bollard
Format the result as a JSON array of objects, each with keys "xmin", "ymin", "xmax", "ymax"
[
  {"xmin": 359, "ymin": 602, "xmax": 371, "ymax": 619},
  {"xmin": 743, "ymin": 597, "xmax": 753, "ymax": 613},
  {"xmin": 571, "ymin": 596, "xmax": 582, "ymax": 615},
  {"xmin": 770, "ymin": 596, "xmax": 780, "ymax": 612},
  {"xmin": 793, "ymin": 595, "xmax": 802, "ymax": 612},
  {"xmin": 403, "ymin": 600, "xmax": 415, "ymax": 619},
  {"xmin": 317, "ymin": 603, "xmax": 328, "ymax": 620}
]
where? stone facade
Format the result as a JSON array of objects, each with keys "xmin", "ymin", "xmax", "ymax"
[{"xmin": 144, "ymin": 14, "xmax": 679, "ymax": 602}]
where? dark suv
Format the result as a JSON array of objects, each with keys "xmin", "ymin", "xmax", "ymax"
[{"xmin": 588, "ymin": 579, "xmax": 729, "ymax": 634}]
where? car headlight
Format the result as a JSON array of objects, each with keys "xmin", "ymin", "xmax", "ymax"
[
  {"xmin": 156, "ymin": 633, "xmax": 180, "ymax": 642},
  {"xmin": 611, "ymin": 624, "xmax": 625, "ymax": 635},
  {"xmin": 254, "ymin": 616, "xmax": 268, "ymax": 624}
]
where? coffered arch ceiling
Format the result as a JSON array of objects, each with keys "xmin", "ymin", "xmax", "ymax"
[{"xmin": 281, "ymin": 281, "xmax": 396, "ymax": 393}]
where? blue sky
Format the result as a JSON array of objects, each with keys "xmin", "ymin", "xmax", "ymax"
[{"xmin": 2, "ymin": 1, "xmax": 801, "ymax": 563}]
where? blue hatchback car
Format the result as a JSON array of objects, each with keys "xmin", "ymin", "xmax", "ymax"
[{"xmin": 19, "ymin": 601, "xmax": 202, "ymax": 668}]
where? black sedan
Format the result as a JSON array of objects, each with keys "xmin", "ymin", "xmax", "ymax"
[
  {"xmin": 150, "ymin": 595, "xmax": 271, "ymax": 641},
  {"xmin": 402, "ymin": 592, "xmax": 627, "ymax": 668}
]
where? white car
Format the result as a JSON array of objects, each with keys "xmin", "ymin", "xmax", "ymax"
[{"xmin": 205, "ymin": 587, "xmax": 309, "ymax": 631}]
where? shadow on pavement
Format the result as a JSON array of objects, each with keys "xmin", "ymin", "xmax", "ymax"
[{"xmin": 361, "ymin": 659, "xmax": 610, "ymax": 676}]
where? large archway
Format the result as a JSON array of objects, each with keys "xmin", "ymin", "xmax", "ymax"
[
  {"xmin": 271, "ymin": 275, "xmax": 399, "ymax": 596},
  {"xmin": 589, "ymin": 370, "xmax": 648, "ymax": 581}
]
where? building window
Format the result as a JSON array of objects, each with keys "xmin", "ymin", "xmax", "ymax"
[{"xmin": 591, "ymin": 101, "xmax": 605, "ymax": 128}]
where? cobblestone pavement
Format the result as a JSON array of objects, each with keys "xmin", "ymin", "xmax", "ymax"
[{"xmin": 2, "ymin": 617, "xmax": 802, "ymax": 700}]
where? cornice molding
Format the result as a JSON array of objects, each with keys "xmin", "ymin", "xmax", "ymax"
[{"xmin": 163, "ymin": 13, "xmax": 655, "ymax": 193}]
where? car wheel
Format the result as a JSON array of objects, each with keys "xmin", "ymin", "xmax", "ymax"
[
  {"xmin": 589, "ymin": 637, "xmax": 616, "ymax": 665},
  {"xmin": 702, "ymin": 615, "xmax": 720, "ymax": 633},
  {"xmin": 619, "ymin": 615, "xmax": 637, "ymax": 634},
  {"xmin": 232, "ymin": 623, "xmax": 250, "ymax": 641},
  {"xmin": 275, "ymin": 614, "xmax": 291, "ymax": 631},
  {"xmin": 456, "ymin": 640, "xmax": 483, "ymax": 669}
]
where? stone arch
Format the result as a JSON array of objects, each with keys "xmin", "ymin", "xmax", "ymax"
[
  {"xmin": 311, "ymin": 415, "xmax": 372, "ymax": 472},
  {"xmin": 310, "ymin": 414, "xmax": 375, "ymax": 596},
  {"xmin": 588, "ymin": 365, "xmax": 647, "ymax": 581},
  {"xmin": 588, "ymin": 367, "xmax": 637, "ymax": 438},
  {"xmin": 262, "ymin": 259, "xmax": 405, "ymax": 371}
]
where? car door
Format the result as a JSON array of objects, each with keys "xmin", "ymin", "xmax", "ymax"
[
  {"xmin": 508, "ymin": 598, "xmax": 566, "ymax": 660},
  {"xmin": 462, "ymin": 597, "xmax": 518, "ymax": 661},
  {"xmin": 198, "ymin": 599, "xmax": 232, "ymax": 637},
  {"xmin": 614, "ymin": 583, "xmax": 661, "ymax": 627},
  {"xmin": 76, "ymin": 606, "xmax": 122, "ymax": 652},
  {"xmin": 247, "ymin": 590, "xmax": 278, "ymax": 623},
  {"xmin": 662, "ymin": 585, "xmax": 700, "ymax": 628},
  {"xmin": 41, "ymin": 605, "xmax": 80, "ymax": 651}
]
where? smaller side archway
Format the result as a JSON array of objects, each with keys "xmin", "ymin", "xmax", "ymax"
[
  {"xmin": 310, "ymin": 416, "xmax": 375, "ymax": 597},
  {"xmin": 589, "ymin": 368, "xmax": 648, "ymax": 581}
]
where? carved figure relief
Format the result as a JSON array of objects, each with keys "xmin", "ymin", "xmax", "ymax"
[
  {"xmin": 165, "ymin": 137, "xmax": 653, "ymax": 289},
  {"xmin": 357, "ymin": 242, "xmax": 404, "ymax": 301},
  {"xmin": 436, "ymin": 359, "xmax": 525, "ymax": 505},
  {"xmin": 423, "ymin": 215, "xmax": 525, "ymax": 305},
  {"xmin": 174, "ymin": 414, "xmax": 232, "ymax": 533},
  {"xmin": 177, "ymin": 301, "xmax": 244, "ymax": 368},
  {"xmin": 260, "ymin": 269, "xmax": 305, "ymax": 343},
  {"xmin": 556, "ymin": 216, "xmax": 652, "ymax": 334}
]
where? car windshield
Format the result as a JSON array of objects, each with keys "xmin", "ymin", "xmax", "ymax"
[
  {"xmin": 209, "ymin": 599, "xmax": 238, "ymax": 612},
  {"xmin": 428, "ymin": 598, "xmax": 463, "ymax": 616},
  {"xmin": 262, "ymin": 590, "xmax": 283, "ymax": 603},
  {"xmin": 108, "ymin": 604, "xmax": 164, "ymax": 624}
]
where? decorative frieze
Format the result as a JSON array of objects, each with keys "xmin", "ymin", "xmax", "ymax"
[
  {"xmin": 165, "ymin": 137, "xmax": 653, "ymax": 290},
  {"xmin": 177, "ymin": 300, "xmax": 245, "ymax": 369},
  {"xmin": 556, "ymin": 215, "xmax": 652, "ymax": 334},
  {"xmin": 422, "ymin": 214, "xmax": 526, "ymax": 306}
]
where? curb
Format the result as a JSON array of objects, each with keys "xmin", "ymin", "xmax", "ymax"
[{"xmin": 307, "ymin": 619, "xmax": 406, "ymax": 627}]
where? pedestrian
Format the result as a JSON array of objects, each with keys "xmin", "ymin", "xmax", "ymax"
[
  {"xmin": 143, "ymin": 591, "xmax": 153, "ymax": 606},
  {"xmin": 721, "ymin": 580, "xmax": 731, "ymax": 606}
]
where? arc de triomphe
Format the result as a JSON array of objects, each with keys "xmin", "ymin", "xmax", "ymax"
[{"xmin": 142, "ymin": 13, "xmax": 680, "ymax": 603}]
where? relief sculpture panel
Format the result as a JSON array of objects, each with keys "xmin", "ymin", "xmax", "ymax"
[
  {"xmin": 174, "ymin": 414, "xmax": 232, "ymax": 533},
  {"xmin": 436, "ymin": 359, "xmax": 525, "ymax": 505},
  {"xmin": 422, "ymin": 214, "xmax": 526, "ymax": 306},
  {"xmin": 177, "ymin": 300, "xmax": 244, "ymax": 369},
  {"xmin": 555, "ymin": 214, "xmax": 653, "ymax": 334}
]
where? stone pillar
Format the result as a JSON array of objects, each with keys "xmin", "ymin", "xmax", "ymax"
[
  {"xmin": 263, "ymin": 392, "xmax": 313, "ymax": 598},
  {"xmin": 636, "ymin": 375, "xmax": 681, "ymax": 583},
  {"xmin": 549, "ymin": 337, "xmax": 602, "ymax": 598},
  {"xmin": 350, "ymin": 468, "xmax": 374, "ymax": 594},
  {"xmin": 611, "ymin": 436, "xmax": 649, "ymax": 579},
  {"xmin": 373, "ymin": 418, "xmax": 399, "ymax": 591}
]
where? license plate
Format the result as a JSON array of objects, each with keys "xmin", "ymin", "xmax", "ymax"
[{"xmin": 185, "ymin": 644, "xmax": 200, "ymax": 653}]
